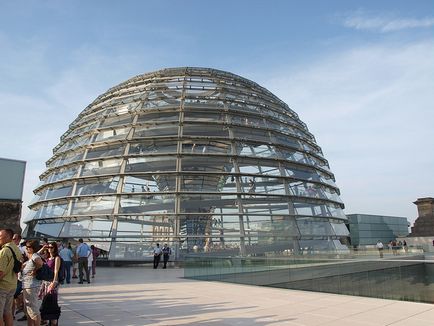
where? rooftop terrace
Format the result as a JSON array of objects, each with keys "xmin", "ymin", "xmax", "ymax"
[{"xmin": 15, "ymin": 266, "xmax": 434, "ymax": 325}]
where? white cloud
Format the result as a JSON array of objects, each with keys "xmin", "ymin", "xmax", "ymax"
[
  {"xmin": 341, "ymin": 11, "xmax": 434, "ymax": 32},
  {"xmin": 263, "ymin": 39, "xmax": 434, "ymax": 223}
]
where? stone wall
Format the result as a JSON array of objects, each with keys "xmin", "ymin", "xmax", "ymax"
[
  {"xmin": 0, "ymin": 199, "xmax": 22, "ymax": 233},
  {"xmin": 410, "ymin": 197, "xmax": 434, "ymax": 237}
]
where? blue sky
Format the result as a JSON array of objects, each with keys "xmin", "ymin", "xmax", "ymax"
[{"xmin": 1, "ymin": 0, "xmax": 433, "ymax": 225}]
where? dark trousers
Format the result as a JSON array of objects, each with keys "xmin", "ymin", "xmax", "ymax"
[
  {"xmin": 78, "ymin": 257, "xmax": 90, "ymax": 282},
  {"xmin": 153, "ymin": 254, "xmax": 161, "ymax": 269},
  {"xmin": 163, "ymin": 254, "xmax": 170, "ymax": 268},
  {"xmin": 63, "ymin": 260, "xmax": 72, "ymax": 283}
]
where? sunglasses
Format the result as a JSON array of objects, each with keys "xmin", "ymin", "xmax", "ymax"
[
  {"xmin": 26, "ymin": 246, "xmax": 32, "ymax": 249},
  {"xmin": 48, "ymin": 246, "xmax": 54, "ymax": 249}
]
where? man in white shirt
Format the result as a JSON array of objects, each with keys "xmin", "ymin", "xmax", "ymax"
[{"xmin": 376, "ymin": 240, "xmax": 384, "ymax": 258}]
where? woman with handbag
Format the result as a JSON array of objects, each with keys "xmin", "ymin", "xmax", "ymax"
[
  {"xmin": 39, "ymin": 242, "xmax": 62, "ymax": 325},
  {"xmin": 21, "ymin": 240, "xmax": 43, "ymax": 326}
]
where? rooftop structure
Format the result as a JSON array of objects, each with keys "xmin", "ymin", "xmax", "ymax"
[
  {"xmin": 410, "ymin": 197, "xmax": 434, "ymax": 237},
  {"xmin": 25, "ymin": 67, "xmax": 348, "ymax": 260},
  {"xmin": 346, "ymin": 213, "xmax": 409, "ymax": 247},
  {"xmin": 0, "ymin": 157, "xmax": 26, "ymax": 232}
]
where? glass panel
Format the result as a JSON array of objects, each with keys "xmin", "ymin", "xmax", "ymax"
[
  {"xmin": 45, "ymin": 185, "xmax": 73, "ymax": 200},
  {"xmin": 39, "ymin": 202, "xmax": 68, "ymax": 218},
  {"xmin": 245, "ymin": 215, "xmax": 299, "ymax": 237},
  {"xmin": 23, "ymin": 209, "xmax": 40, "ymax": 222},
  {"xmin": 133, "ymin": 125, "xmax": 179, "ymax": 138},
  {"xmin": 119, "ymin": 195, "xmax": 175, "ymax": 214},
  {"xmin": 232, "ymin": 127, "xmax": 270, "ymax": 143},
  {"xmin": 86, "ymin": 145, "xmax": 125, "ymax": 159},
  {"xmin": 288, "ymin": 181, "xmax": 342, "ymax": 203},
  {"xmin": 105, "ymin": 100, "xmax": 141, "ymax": 115},
  {"xmin": 66, "ymin": 121, "xmax": 98, "ymax": 139},
  {"xmin": 294, "ymin": 202, "xmax": 345, "ymax": 218},
  {"xmin": 296, "ymin": 217, "xmax": 336, "ymax": 237},
  {"xmin": 125, "ymin": 156, "xmax": 176, "ymax": 173},
  {"xmin": 183, "ymin": 123, "xmax": 228, "ymax": 137},
  {"xmin": 49, "ymin": 165, "xmax": 79, "ymax": 183},
  {"xmin": 239, "ymin": 176, "xmax": 285, "ymax": 195},
  {"xmin": 116, "ymin": 217, "xmax": 174, "ymax": 242},
  {"xmin": 180, "ymin": 174, "xmax": 237, "ymax": 193},
  {"xmin": 284, "ymin": 166, "xmax": 321, "ymax": 181},
  {"xmin": 136, "ymin": 111, "xmax": 179, "ymax": 123},
  {"xmin": 100, "ymin": 114, "xmax": 133, "ymax": 128},
  {"xmin": 34, "ymin": 223, "xmax": 64, "ymax": 237},
  {"xmin": 330, "ymin": 221, "xmax": 350, "ymax": 236},
  {"xmin": 50, "ymin": 151, "xmax": 84, "ymax": 168},
  {"xmin": 242, "ymin": 197, "xmax": 291, "ymax": 216},
  {"xmin": 236, "ymin": 142, "xmax": 278, "ymax": 159},
  {"xmin": 58, "ymin": 134, "xmax": 91, "ymax": 152},
  {"xmin": 229, "ymin": 114, "xmax": 266, "ymax": 128},
  {"xmin": 183, "ymin": 110, "xmax": 225, "ymax": 122},
  {"xmin": 184, "ymin": 98, "xmax": 225, "ymax": 108},
  {"xmin": 70, "ymin": 196, "xmax": 116, "ymax": 215},
  {"xmin": 182, "ymin": 141, "xmax": 231, "ymax": 154},
  {"xmin": 94, "ymin": 127, "xmax": 129, "ymax": 142},
  {"xmin": 272, "ymin": 132, "xmax": 301, "ymax": 149},
  {"xmin": 238, "ymin": 158, "xmax": 282, "ymax": 176},
  {"xmin": 80, "ymin": 159, "xmax": 122, "ymax": 176},
  {"xmin": 75, "ymin": 177, "xmax": 119, "ymax": 196},
  {"xmin": 179, "ymin": 194, "xmax": 238, "ymax": 213},
  {"xmin": 181, "ymin": 156, "xmax": 234, "ymax": 173},
  {"xmin": 123, "ymin": 175, "xmax": 165, "ymax": 193},
  {"xmin": 60, "ymin": 219, "xmax": 113, "ymax": 237},
  {"xmin": 129, "ymin": 140, "xmax": 177, "ymax": 155}
]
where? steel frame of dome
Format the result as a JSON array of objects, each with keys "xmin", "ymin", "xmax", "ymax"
[{"xmin": 25, "ymin": 67, "xmax": 349, "ymax": 260}]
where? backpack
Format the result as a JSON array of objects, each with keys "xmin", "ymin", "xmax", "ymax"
[
  {"xmin": 40, "ymin": 292, "xmax": 61, "ymax": 320},
  {"xmin": 6, "ymin": 246, "xmax": 22, "ymax": 273}
]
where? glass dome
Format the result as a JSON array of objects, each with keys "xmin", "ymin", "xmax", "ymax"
[{"xmin": 26, "ymin": 67, "xmax": 349, "ymax": 260}]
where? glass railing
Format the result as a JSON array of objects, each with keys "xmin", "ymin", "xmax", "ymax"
[{"xmin": 184, "ymin": 248, "xmax": 434, "ymax": 303}]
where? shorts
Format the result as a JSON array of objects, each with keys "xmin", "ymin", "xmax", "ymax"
[
  {"xmin": 0, "ymin": 288, "xmax": 15, "ymax": 315},
  {"xmin": 23, "ymin": 287, "xmax": 41, "ymax": 319}
]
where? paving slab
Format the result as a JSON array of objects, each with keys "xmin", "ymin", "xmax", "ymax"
[{"xmin": 13, "ymin": 266, "xmax": 434, "ymax": 325}]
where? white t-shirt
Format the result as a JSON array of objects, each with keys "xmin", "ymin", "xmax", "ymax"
[{"xmin": 153, "ymin": 247, "xmax": 162, "ymax": 255}]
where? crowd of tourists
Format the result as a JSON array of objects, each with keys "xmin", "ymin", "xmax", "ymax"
[{"xmin": 0, "ymin": 229, "xmax": 99, "ymax": 326}]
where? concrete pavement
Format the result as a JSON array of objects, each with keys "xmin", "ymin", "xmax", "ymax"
[{"xmin": 14, "ymin": 266, "xmax": 434, "ymax": 325}]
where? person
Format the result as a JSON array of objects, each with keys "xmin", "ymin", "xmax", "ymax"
[
  {"xmin": 403, "ymin": 240, "xmax": 408, "ymax": 253},
  {"xmin": 0, "ymin": 229, "xmax": 23, "ymax": 326},
  {"xmin": 21, "ymin": 240, "xmax": 43, "ymax": 326},
  {"xmin": 152, "ymin": 243, "xmax": 162, "ymax": 269},
  {"xmin": 90, "ymin": 245, "xmax": 100, "ymax": 278},
  {"xmin": 391, "ymin": 240, "xmax": 398, "ymax": 256},
  {"xmin": 376, "ymin": 240, "xmax": 384, "ymax": 258},
  {"xmin": 87, "ymin": 250, "xmax": 93, "ymax": 280},
  {"xmin": 71, "ymin": 243, "xmax": 78, "ymax": 279},
  {"xmin": 162, "ymin": 244, "xmax": 172, "ymax": 269},
  {"xmin": 39, "ymin": 242, "xmax": 61, "ymax": 325},
  {"xmin": 11, "ymin": 234, "xmax": 25, "ymax": 320},
  {"xmin": 248, "ymin": 178, "xmax": 256, "ymax": 197},
  {"xmin": 76, "ymin": 239, "xmax": 90, "ymax": 284},
  {"xmin": 58, "ymin": 243, "xmax": 73, "ymax": 284}
]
